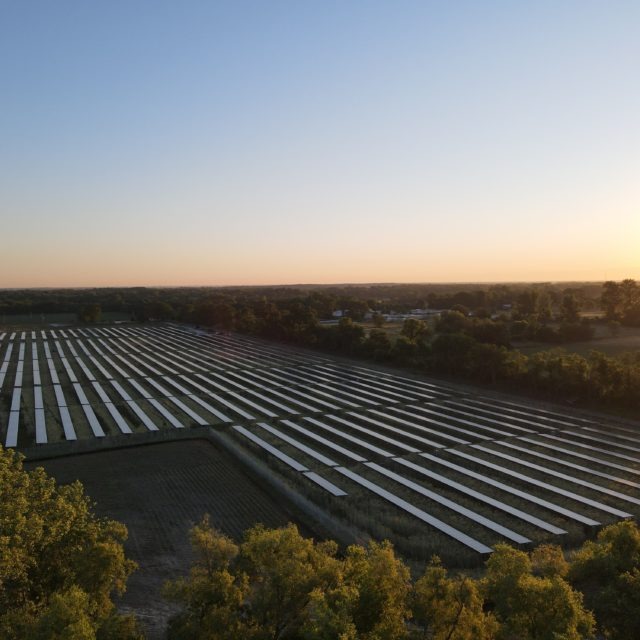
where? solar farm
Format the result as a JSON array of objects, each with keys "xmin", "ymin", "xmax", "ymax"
[{"xmin": 2, "ymin": 323, "xmax": 639, "ymax": 563}]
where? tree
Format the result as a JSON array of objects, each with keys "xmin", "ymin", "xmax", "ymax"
[
  {"xmin": 239, "ymin": 524, "xmax": 342, "ymax": 639},
  {"xmin": 469, "ymin": 319, "xmax": 509, "ymax": 347},
  {"xmin": 436, "ymin": 311, "xmax": 470, "ymax": 334},
  {"xmin": 412, "ymin": 557, "xmax": 498, "ymax": 639},
  {"xmin": 601, "ymin": 281, "xmax": 621, "ymax": 320},
  {"xmin": 483, "ymin": 544, "xmax": 594, "ymax": 640},
  {"xmin": 560, "ymin": 293, "xmax": 580, "ymax": 323},
  {"xmin": 619, "ymin": 279, "xmax": 639, "ymax": 317},
  {"xmin": 515, "ymin": 290, "xmax": 540, "ymax": 318},
  {"xmin": 430, "ymin": 333, "xmax": 475, "ymax": 376},
  {"xmin": 372, "ymin": 313, "xmax": 385, "ymax": 328},
  {"xmin": 30, "ymin": 587, "xmax": 96, "ymax": 640},
  {"xmin": 467, "ymin": 343, "xmax": 510, "ymax": 384},
  {"xmin": 235, "ymin": 307, "xmax": 258, "ymax": 333},
  {"xmin": 336, "ymin": 317, "xmax": 365, "ymax": 355},
  {"xmin": 165, "ymin": 520, "xmax": 345, "ymax": 640},
  {"xmin": 569, "ymin": 520, "xmax": 640, "ymax": 640},
  {"xmin": 146, "ymin": 301, "xmax": 174, "ymax": 320},
  {"xmin": 345, "ymin": 540, "xmax": 411, "ymax": 639},
  {"xmin": 601, "ymin": 279, "xmax": 640, "ymax": 326},
  {"xmin": 558, "ymin": 321, "xmax": 594, "ymax": 343},
  {"xmin": 166, "ymin": 520, "xmax": 414, "ymax": 640},
  {"xmin": 531, "ymin": 544, "xmax": 568, "ymax": 579},
  {"xmin": 254, "ymin": 298, "xmax": 284, "ymax": 339},
  {"xmin": 0, "ymin": 447, "xmax": 142, "ymax": 640},
  {"xmin": 401, "ymin": 318, "xmax": 430, "ymax": 343},
  {"xmin": 213, "ymin": 303, "xmax": 236, "ymax": 331},
  {"xmin": 536, "ymin": 292, "xmax": 553, "ymax": 324},
  {"xmin": 281, "ymin": 303, "xmax": 318, "ymax": 344},
  {"xmin": 164, "ymin": 516, "xmax": 253, "ymax": 640},
  {"xmin": 78, "ymin": 304, "xmax": 101, "ymax": 323},
  {"xmin": 343, "ymin": 299, "xmax": 370, "ymax": 322},
  {"xmin": 392, "ymin": 336, "xmax": 419, "ymax": 366},
  {"xmin": 363, "ymin": 329, "xmax": 392, "ymax": 361}
]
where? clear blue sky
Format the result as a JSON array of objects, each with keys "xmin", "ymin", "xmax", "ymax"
[{"xmin": 1, "ymin": 1, "xmax": 638, "ymax": 286}]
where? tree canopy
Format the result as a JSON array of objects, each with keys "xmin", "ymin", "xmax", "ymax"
[
  {"xmin": 0, "ymin": 446, "xmax": 143, "ymax": 640},
  {"xmin": 164, "ymin": 516, "xmax": 640, "ymax": 640}
]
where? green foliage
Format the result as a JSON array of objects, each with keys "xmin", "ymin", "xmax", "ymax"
[
  {"xmin": 560, "ymin": 293, "xmax": 581, "ymax": 323},
  {"xmin": 569, "ymin": 521, "xmax": 640, "ymax": 639},
  {"xmin": 468, "ymin": 319, "xmax": 510, "ymax": 346},
  {"xmin": 530, "ymin": 544, "xmax": 569, "ymax": 579},
  {"xmin": 412, "ymin": 557, "xmax": 498, "ymax": 640},
  {"xmin": 430, "ymin": 333, "xmax": 476, "ymax": 375},
  {"xmin": 240, "ymin": 524, "xmax": 342, "ymax": 638},
  {"xmin": 166, "ymin": 520, "xmax": 414, "ymax": 639},
  {"xmin": 601, "ymin": 281, "xmax": 622, "ymax": 320},
  {"xmin": 78, "ymin": 303, "xmax": 102, "ymax": 323},
  {"xmin": 372, "ymin": 313, "xmax": 385, "ymax": 328},
  {"xmin": 328, "ymin": 318, "xmax": 365, "ymax": 355},
  {"xmin": 345, "ymin": 540, "xmax": 411, "ymax": 639},
  {"xmin": 600, "ymin": 279, "xmax": 640, "ymax": 325},
  {"xmin": 30, "ymin": 586, "xmax": 96, "ymax": 640},
  {"xmin": 177, "ymin": 523, "xmax": 417, "ymax": 639},
  {"xmin": 435, "ymin": 311, "xmax": 471, "ymax": 334},
  {"xmin": 0, "ymin": 447, "xmax": 142, "ymax": 640},
  {"xmin": 194, "ymin": 300, "xmax": 236, "ymax": 330},
  {"xmin": 166, "ymin": 520, "xmax": 640, "ymax": 639},
  {"xmin": 401, "ymin": 318, "xmax": 430, "ymax": 343},
  {"xmin": 483, "ymin": 545, "xmax": 594, "ymax": 640},
  {"xmin": 362, "ymin": 329, "xmax": 393, "ymax": 361},
  {"xmin": 165, "ymin": 520, "xmax": 345, "ymax": 640},
  {"xmin": 391, "ymin": 336, "xmax": 430, "ymax": 367},
  {"xmin": 4, "ymin": 280, "xmax": 639, "ymax": 414}
]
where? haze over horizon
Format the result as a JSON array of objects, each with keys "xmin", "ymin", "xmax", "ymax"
[{"xmin": 1, "ymin": 1, "xmax": 638, "ymax": 288}]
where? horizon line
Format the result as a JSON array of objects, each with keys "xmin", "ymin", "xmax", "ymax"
[{"xmin": 0, "ymin": 278, "xmax": 633, "ymax": 291}]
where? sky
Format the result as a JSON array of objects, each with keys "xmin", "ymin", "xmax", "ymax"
[{"xmin": 0, "ymin": 1, "xmax": 638, "ymax": 287}]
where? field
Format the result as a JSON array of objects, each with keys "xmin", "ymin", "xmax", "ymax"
[
  {"xmin": 514, "ymin": 323, "xmax": 640, "ymax": 357},
  {"xmin": 26, "ymin": 440, "xmax": 310, "ymax": 639},
  {"xmin": 2, "ymin": 322, "xmax": 640, "ymax": 569}
]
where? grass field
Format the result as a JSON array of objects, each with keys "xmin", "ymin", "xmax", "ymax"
[{"xmin": 514, "ymin": 324, "xmax": 640, "ymax": 357}]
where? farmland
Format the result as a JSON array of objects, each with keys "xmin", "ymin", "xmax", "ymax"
[{"xmin": 2, "ymin": 323, "xmax": 640, "ymax": 566}]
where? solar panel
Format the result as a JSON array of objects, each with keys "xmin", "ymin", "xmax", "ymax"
[
  {"xmin": 233, "ymin": 425, "xmax": 308, "ymax": 472},
  {"xmin": 335, "ymin": 466, "xmax": 493, "ymax": 554}
]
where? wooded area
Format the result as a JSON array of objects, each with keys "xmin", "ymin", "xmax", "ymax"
[{"xmin": 2, "ymin": 281, "xmax": 639, "ymax": 413}]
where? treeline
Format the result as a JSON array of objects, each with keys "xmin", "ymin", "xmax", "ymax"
[
  {"xmin": 0, "ymin": 281, "xmax": 607, "ymax": 319},
  {"xmin": 601, "ymin": 279, "xmax": 640, "ymax": 325},
  {"xmin": 183, "ymin": 296, "xmax": 640, "ymax": 411},
  {"xmin": 4, "ymin": 445, "xmax": 640, "ymax": 640},
  {"xmin": 3, "ymin": 281, "xmax": 640, "ymax": 410},
  {"xmin": 162, "ymin": 516, "xmax": 640, "ymax": 640}
]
